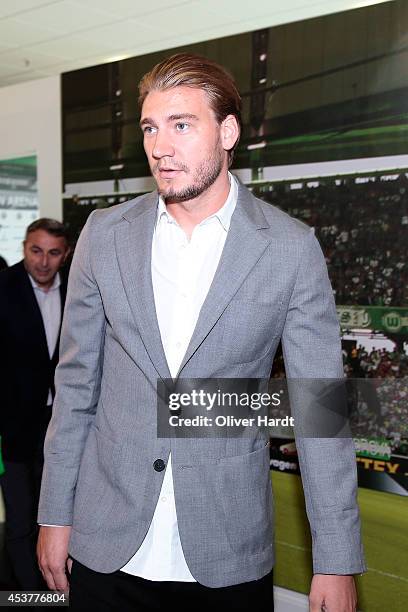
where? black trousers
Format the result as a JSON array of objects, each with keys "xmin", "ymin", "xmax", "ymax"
[
  {"xmin": 0, "ymin": 423, "xmax": 49, "ymax": 590},
  {"xmin": 69, "ymin": 559, "xmax": 274, "ymax": 612}
]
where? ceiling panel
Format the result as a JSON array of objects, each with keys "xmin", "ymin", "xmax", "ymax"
[
  {"xmin": 204, "ymin": 0, "xmax": 312, "ymax": 19},
  {"xmin": 0, "ymin": 42, "xmax": 15, "ymax": 53},
  {"xmin": 1, "ymin": 69, "xmax": 50, "ymax": 86},
  {"xmin": 0, "ymin": 0, "xmax": 396, "ymax": 88},
  {"xmin": 0, "ymin": 17, "xmax": 56, "ymax": 47},
  {"xmin": 0, "ymin": 48, "xmax": 67, "ymax": 71},
  {"xmin": 33, "ymin": 35, "xmax": 118, "ymax": 61},
  {"xmin": 16, "ymin": 1, "xmax": 115, "ymax": 34},
  {"xmin": 40, "ymin": 59, "xmax": 90, "ymax": 73},
  {"xmin": 0, "ymin": 0, "xmax": 59, "ymax": 19},
  {"xmin": 138, "ymin": 2, "xmax": 231, "ymax": 36},
  {"xmin": 75, "ymin": 0, "xmax": 188, "ymax": 18},
  {"xmin": 0, "ymin": 64, "xmax": 26, "ymax": 79},
  {"xmin": 76, "ymin": 19, "xmax": 164, "ymax": 50}
]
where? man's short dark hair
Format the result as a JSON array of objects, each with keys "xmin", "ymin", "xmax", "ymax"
[{"xmin": 25, "ymin": 218, "xmax": 69, "ymax": 243}]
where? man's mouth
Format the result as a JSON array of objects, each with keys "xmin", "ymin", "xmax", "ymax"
[{"xmin": 157, "ymin": 168, "xmax": 181, "ymax": 179}]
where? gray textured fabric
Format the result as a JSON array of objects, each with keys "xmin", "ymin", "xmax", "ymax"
[{"xmin": 38, "ymin": 182, "xmax": 366, "ymax": 586}]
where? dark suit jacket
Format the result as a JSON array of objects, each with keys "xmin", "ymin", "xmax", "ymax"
[{"xmin": 0, "ymin": 261, "xmax": 67, "ymax": 460}]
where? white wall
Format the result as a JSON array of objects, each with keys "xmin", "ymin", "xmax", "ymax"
[{"xmin": 0, "ymin": 75, "xmax": 62, "ymax": 220}]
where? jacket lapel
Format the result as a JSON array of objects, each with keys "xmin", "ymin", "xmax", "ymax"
[
  {"xmin": 177, "ymin": 183, "xmax": 271, "ymax": 375},
  {"xmin": 114, "ymin": 192, "xmax": 172, "ymax": 381}
]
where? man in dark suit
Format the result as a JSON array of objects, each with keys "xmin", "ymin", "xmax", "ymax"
[{"xmin": 0, "ymin": 218, "xmax": 70, "ymax": 589}]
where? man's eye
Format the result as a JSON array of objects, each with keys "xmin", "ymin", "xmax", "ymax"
[
  {"xmin": 175, "ymin": 122, "xmax": 189, "ymax": 132},
  {"xmin": 143, "ymin": 126, "xmax": 156, "ymax": 135}
]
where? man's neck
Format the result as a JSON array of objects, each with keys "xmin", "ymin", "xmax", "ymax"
[
  {"xmin": 165, "ymin": 171, "xmax": 231, "ymax": 239},
  {"xmin": 27, "ymin": 270, "xmax": 60, "ymax": 293}
]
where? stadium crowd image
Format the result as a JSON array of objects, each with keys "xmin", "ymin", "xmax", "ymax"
[{"xmin": 0, "ymin": 1, "xmax": 407, "ymax": 611}]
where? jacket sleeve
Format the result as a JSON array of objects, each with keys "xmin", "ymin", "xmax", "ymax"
[
  {"xmin": 281, "ymin": 227, "xmax": 366, "ymax": 575},
  {"xmin": 38, "ymin": 211, "xmax": 106, "ymax": 526}
]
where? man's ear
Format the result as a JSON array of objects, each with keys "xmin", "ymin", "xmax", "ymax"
[
  {"xmin": 220, "ymin": 115, "xmax": 240, "ymax": 154},
  {"xmin": 63, "ymin": 246, "xmax": 71, "ymax": 263}
]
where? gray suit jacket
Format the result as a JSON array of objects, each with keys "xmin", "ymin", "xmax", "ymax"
[{"xmin": 38, "ymin": 182, "xmax": 366, "ymax": 587}]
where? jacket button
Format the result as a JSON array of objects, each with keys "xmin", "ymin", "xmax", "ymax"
[{"xmin": 153, "ymin": 459, "xmax": 166, "ymax": 472}]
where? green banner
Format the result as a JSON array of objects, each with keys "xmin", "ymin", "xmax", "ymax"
[
  {"xmin": 337, "ymin": 306, "xmax": 408, "ymax": 334},
  {"xmin": 0, "ymin": 154, "xmax": 38, "ymax": 266}
]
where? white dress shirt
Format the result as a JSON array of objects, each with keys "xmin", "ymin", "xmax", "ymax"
[
  {"xmin": 29, "ymin": 272, "xmax": 61, "ymax": 406},
  {"xmin": 120, "ymin": 174, "xmax": 238, "ymax": 580}
]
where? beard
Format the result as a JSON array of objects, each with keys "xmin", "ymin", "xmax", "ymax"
[{"xmin": 154, "ymin": 146, "xmax": 224, "ymax": 203}]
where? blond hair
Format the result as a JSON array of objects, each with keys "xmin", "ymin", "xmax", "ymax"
[{"xmin": 139, "ymin": 53, "xmax": 242, "ymax": 164}]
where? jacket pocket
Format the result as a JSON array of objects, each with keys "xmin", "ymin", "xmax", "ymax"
[
  {"xmin": 216, "ymin": 442, "xmax": 273, "ymax": 555},
  {"xmin": 219, "ymin": 299, "xmax": 283, "ymax": 365}
]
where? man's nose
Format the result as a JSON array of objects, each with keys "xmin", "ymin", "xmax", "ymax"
[
  {"xmin": 41, "ymin": 253, "xmax": 49, "ymax": 268},
  {"xmin": 152, "ymin": 131, "xmax": 174, "ymax": 159}
]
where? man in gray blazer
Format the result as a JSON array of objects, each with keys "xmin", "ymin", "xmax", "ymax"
[{"xmin": 37, "ymin": 53, "xmax": 365, "ymax": 611}]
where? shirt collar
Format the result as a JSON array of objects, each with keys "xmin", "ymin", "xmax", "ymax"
[
  {"xmin": 28, "ymin": 271, "xmax": 61, "ymax": 293},
  {"xmin": 156, "ymin": 171, "xmax": 238, "ymax": 232}
]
